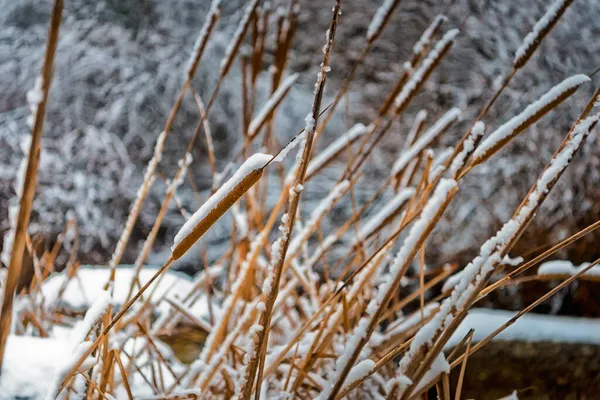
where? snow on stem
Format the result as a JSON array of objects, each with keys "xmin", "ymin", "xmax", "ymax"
[
  {"xmin": 366, "ymin": 0, "xmax": 401, "ymax": 43},
  {"xmin": 247, "ymin": 73, "xmax": 299, "ymax": 138},
  {"xmin": 471, "ymin": 74, "xmax": 590, "ymax": 166},
  {"xmin": 172, "ymin": 153, "xmax": 271, "ymax": 260},
  {"xmin": 321, "ymin": 179, "xmax": 458, "ymax": 400},
  {"xmin": 397, "ymin": 112, "xmax": 599, "ymax": 398},
  {"xmin": 219, "ymin": 0, "xmax": 260, "ymax": 78},
  {"xmin": 393, "ymin": 29, "xmax": 459, "ymax": 114},
  {"xmin": 513, "ymin": 0, "xmax": 575, "ymax": 69},
  {"xmin": 449, "ymin": 120, "xmax": 485, "ymax": 179},
  {"xmin": 357, "ymin": 187, "xmax": 416, "ymax": 241},
  {"xmin": 412, "ymin": 15, "xmax": 447, "ymax": 60},
  {"xmin": 305, "ymin": 123, "xmax": 367, "ymax": 181},
  {"xmin": 186, "ymin": 0, "xmax": 221, "ymax": 79},
  {"xmin": 391, "ymin": 108, "xmax": 461, "ymax": 177}
]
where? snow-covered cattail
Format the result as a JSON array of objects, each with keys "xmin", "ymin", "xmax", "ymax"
[
  {"xmin": 471, "ymin": 74, "xmax": 590, "ymax": 166},
  {"xmin": 411, "ymin": 15, "xmax": 447, "ymax": 61},
  {"xmin": 366, "ymin": 0, "xmax": 401, "ymax": 43},
  {"xmin": 513, "ymin": 0, "xmax": 574, "ymax": 70},
  {"xmin": 171, "ymin": 153, "xmax": 271, "ymax": 260},
  {"xmin": 247, "ymin": 73, "xmax": 299, "ymax": 138},
  {"xmin": 391, "ymin": 108, "xmax": 461, "ymax": 177},
  {"xmin": 393, "ymin": 29, "xmax": 459, "ymax": 114},
  {"xmin": 186, "ymin": 0, "xmax": 222, "ymax": 79},
  {"xmin": 219, "ymin": 0, "xmax": 260, "ymax": 78},
  {"xmin": 305, "ymin": 123, "xmax": 367, "ymax": 181}
]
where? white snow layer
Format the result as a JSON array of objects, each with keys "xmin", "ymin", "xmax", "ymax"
[
  {"xmin": 537, "ymin": 260, "xmax": 600, "ymax": 277},
  {"xmin": 41, "ymin": 265, "xmax": 196, "ymax": 315},
  {"xmin": 173, "ymin": 153, "xmax": 271, "ymax": 246},
  {"xmin": 305, "ymin": 123, "xmax": 367, "ymax": 178}
]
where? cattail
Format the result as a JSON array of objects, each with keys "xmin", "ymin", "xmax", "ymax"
[
  {"xmin": 219, "ymin": 0, "xmax": 260, "ymax": 78},
  {"xmin": 397, "ymin": 112, "xmax": 600, "ymax": 399},
  {"xmin": 449, "ymin": 121, "xmax": 485, "ymax": 178},
  {"xmin": 471, "ymin": 74, "xmax": 590, "ymax": 166},
  {"xmin": 393, "ymin": 29, "xmax": 459, "ymax": 114},
  {"xmin": 320, "ymin": 179, "xmax": 458, "ymax": 400},
  {"xmin": 513, "ymin": 0, "xmax": 575, "ymax": 70},
  {"xmin": 356, "ymin": 187, "xmax": 415, "ymax": 241},
  {"xmin": 391, "ymin": 108, "xmax": 461, "ymax": 177},
  {"xmin": 305, "ymin": 123, "xmax": 367, "ymax": 181},
  {"xmin": 186, "ymin": 0, "xmax": 222, "ymax": 79},
  {"xmin": 366, "ymin": 0, "xmax": 402, "ymax": 43},
  {"xmin": 247, "ymin": 73, "xmax": 299, "ymax": 138},
  {"xmin": 411, "ymin": 15, "xmax": 447, "ymax": 62},
  {"xmin": 171, "ymin": 153, "xmax": 271, "ymax": 260}
]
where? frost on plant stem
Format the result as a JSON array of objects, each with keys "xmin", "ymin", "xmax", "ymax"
[
  {"xmin": 173, "ymin": 153, "xmax": 271, "ymax": 247},
  {"xmin": 366, "ymin": 0, "xmax": 397, "ymax": 42},
  {"xmin": 357, "ymin": 187, "xmax": 415, "ymax": 241},
  {"xmin": 305, "ymin": 123, "xmax": 367, "ymax": 179},
  {"xmin": 448, "ymin": 120, "xmax": 485, "ymax": 177},
  {"xmin": 186, "ymin": 0, "xmax": 221, "ymax": 78},
  {"xmin": 322, "ymin": 179, "xmax": 457, "ymax": 399}
]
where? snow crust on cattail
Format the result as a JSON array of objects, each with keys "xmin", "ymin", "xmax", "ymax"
[
  {"xmin": 513, "ymin": 0, "xmax": 573, "ymax": 68},
  {"xmin": 401, "ymin": 114, "xmax": 598, "ymax": 377},
  {"xmin": 186, "ymin": 0, "xmax": 221, "ymax": 78},
  {"xmin": 248, "ymin": 73, "xmax": 299, "ymax": 137},
  {"xmin": 472, "ymin": 74, "xmax": 590, "ymax": 162},
  {"xmin": 412, "ymin": 15, "xmax": 447, "ymax": 56},
  {"xmin": 448, "ymin": 121, "xmax": 485, "ymax": 177},
  {"xmin": 357, "ymin": 187, "xmax": 415, "ymax": 241},
  {"xmin": 392, "ymin": 108, "xmax": 461, "ymax": 176},
  {"xmin": 366, "ymin": 0, "xmax": 398, "ymax": 41},
  {"xmin": 305, "ymin": 123, "xmax": 367, "ymax": 179},
  {"xmin": 173, "ymin": 153, "xmax": 271, "ymax": 247},
  {"xmin": 393, "ymin": 29, "xmax": 459, "ymax": 111}
]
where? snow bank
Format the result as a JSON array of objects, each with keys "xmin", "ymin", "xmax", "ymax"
[
  {"xmin": 0, "ymin": 335, "xmax": 71, "ymax": 400},
  {"xmin": 41, "ymin": 265, "xmax": 196, "ymax": 315},
  {"xmin": 447, "ymin": 308, "xmax": 600, "ymax": 349},
  {"xmin": 537, "ymin": 259, "xmax": 600, "ymax": 277}
]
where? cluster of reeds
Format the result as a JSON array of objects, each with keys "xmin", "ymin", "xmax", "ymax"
[{"xmin": 1, "ymin": 0, "xmax": 599, "ymax": 398}]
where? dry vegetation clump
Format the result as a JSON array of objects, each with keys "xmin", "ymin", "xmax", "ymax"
[{"xmin": 1, "ymin": 0, "xmax": 600, "ymax": 399}]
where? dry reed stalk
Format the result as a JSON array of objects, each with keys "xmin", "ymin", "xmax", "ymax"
[
  {"xmin": 0, "ymin": 0, "xmax": 63, "ymax": 370},
  {"xmin": 199, "ymin": 194, "xmax": 287, "ymax": 364},
  {"xmin": 237, "ymin": 3, "xmax": 342, "ymax": 397},
  {"xmin": 453, "ymin": 329, "xmax": 473, "ymax": 400}
]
